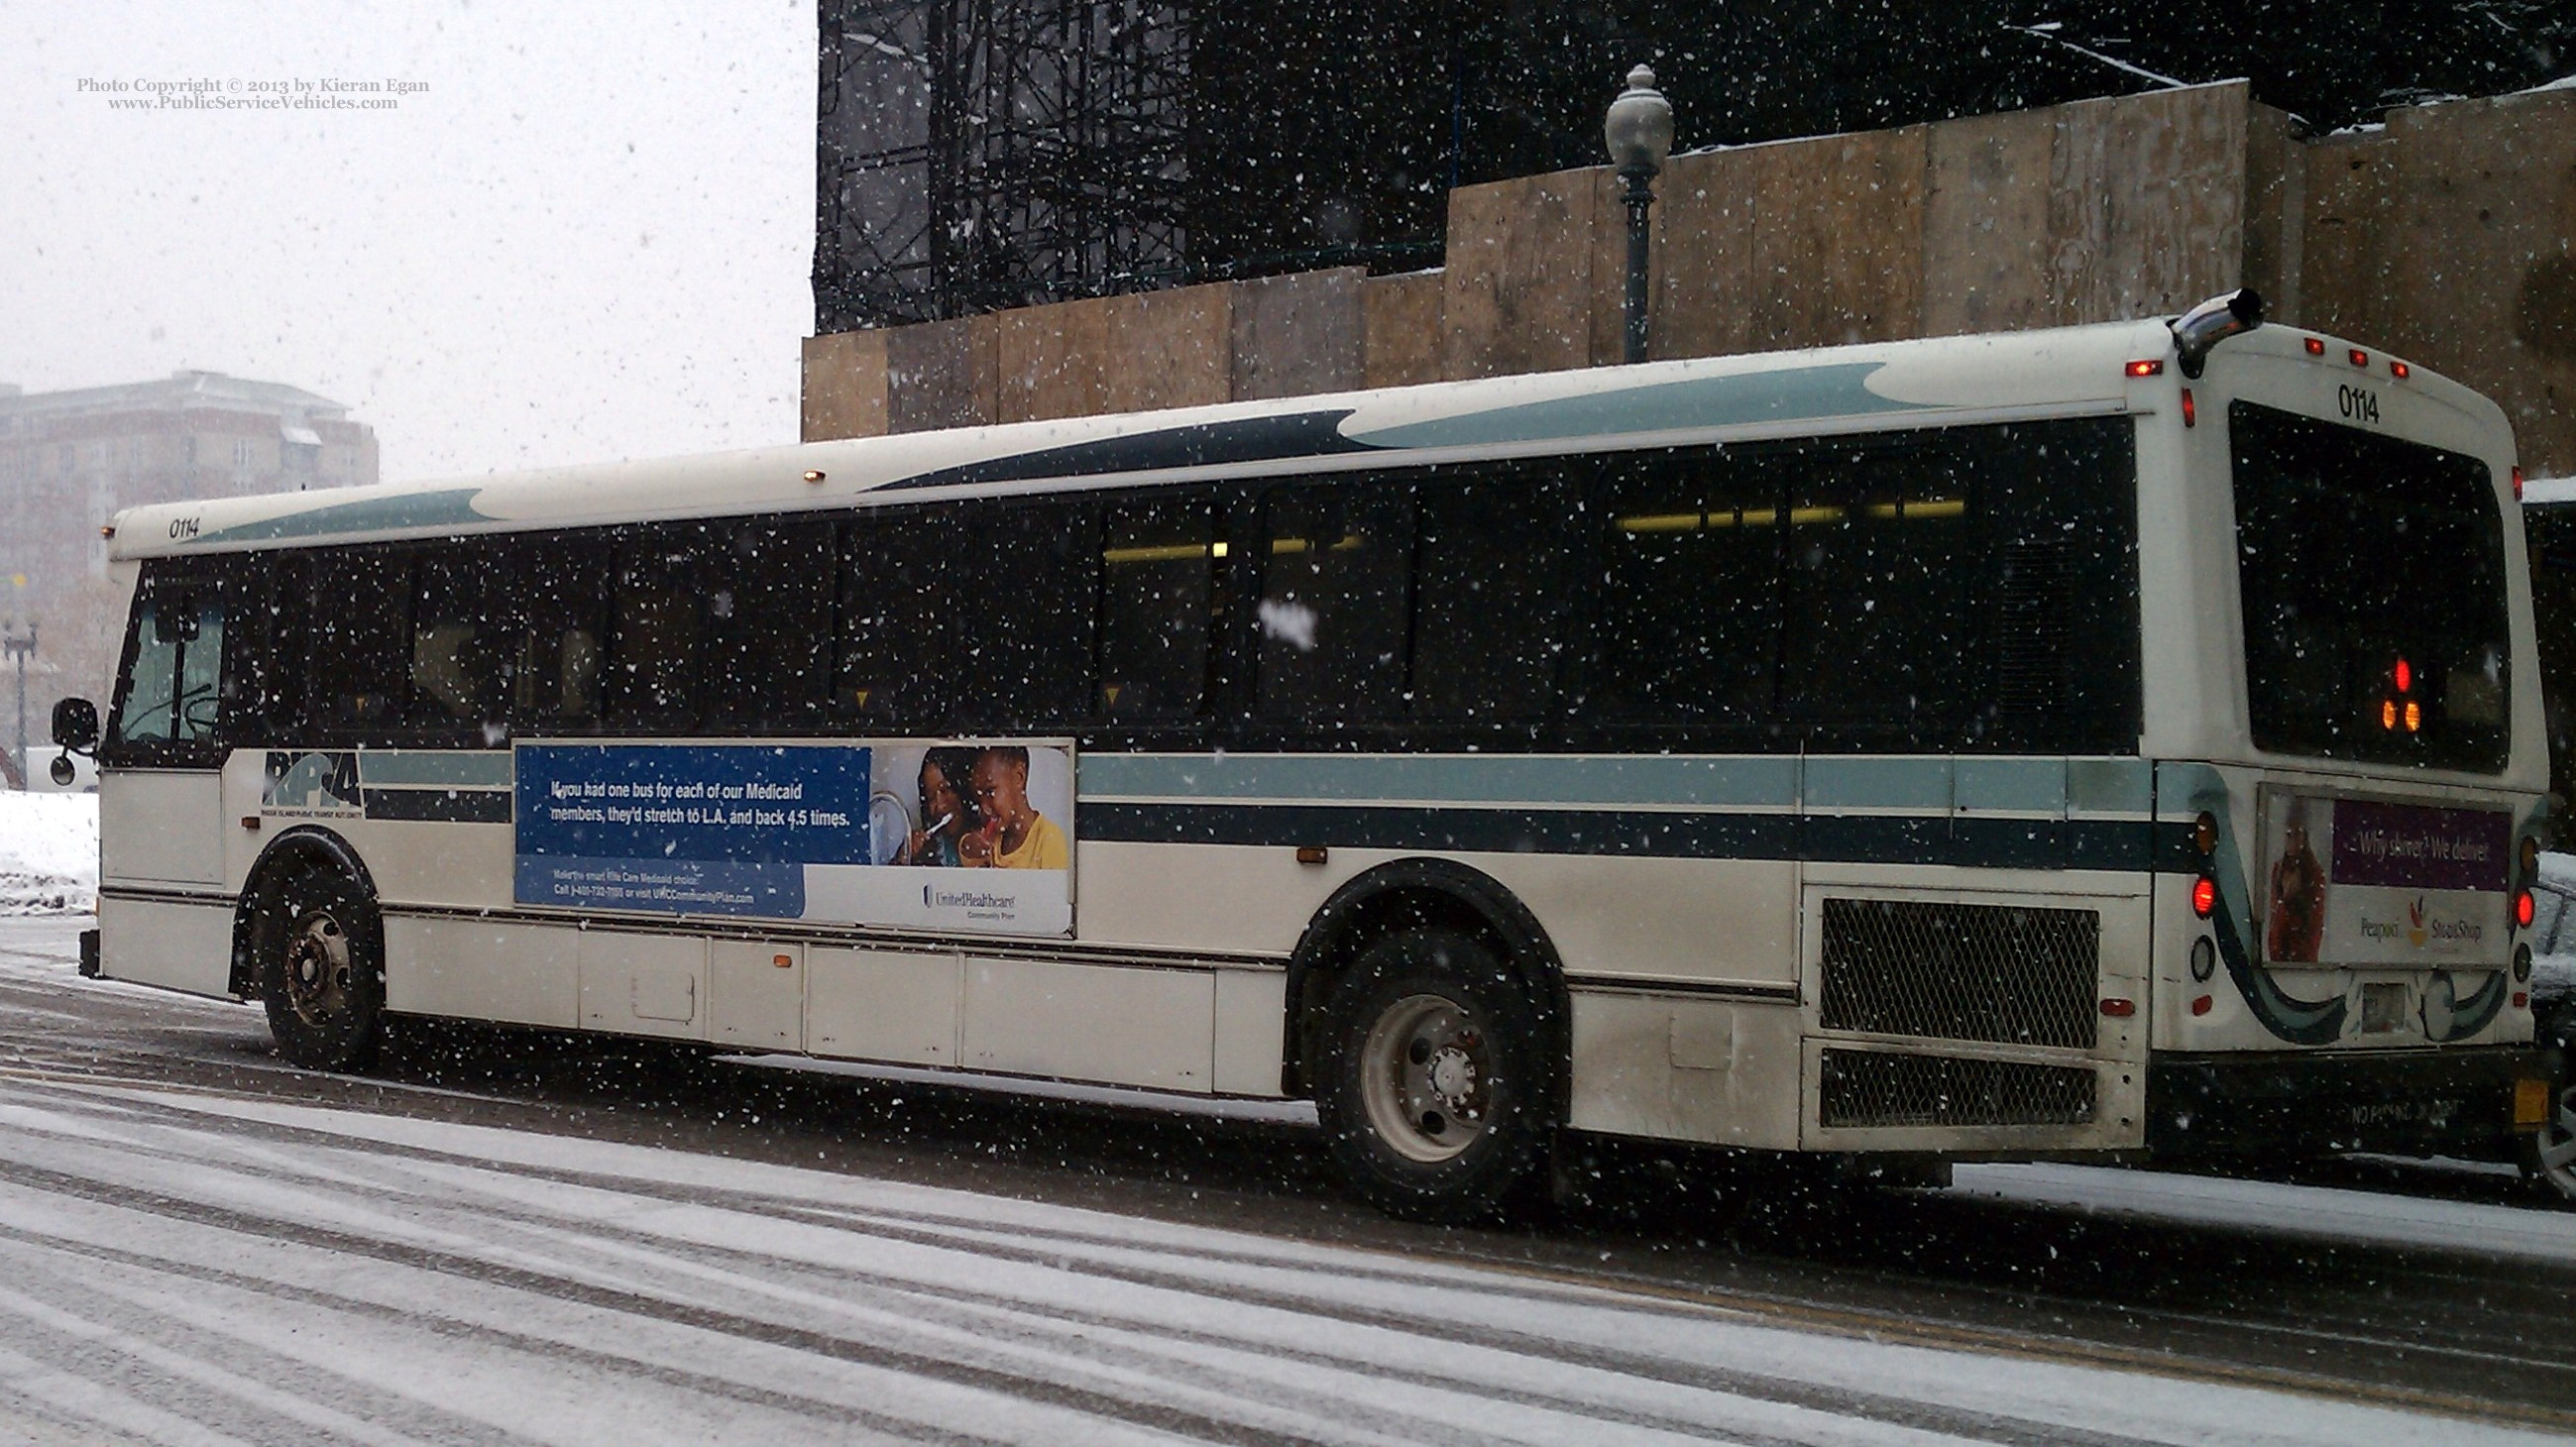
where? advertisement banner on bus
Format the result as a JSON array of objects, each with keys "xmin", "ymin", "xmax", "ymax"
[
  {"xmin": 2255, "ymin": 788, "xmax": 2510, "ymax": 967},
  {"xmin": 512, "ymin": 740, "xmax": 1073, "ymax": 937}
]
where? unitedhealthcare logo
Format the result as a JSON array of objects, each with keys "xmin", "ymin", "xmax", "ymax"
[{"xmin": 926, "ymin": 884, "xmax": 1014, "ymax": 910}]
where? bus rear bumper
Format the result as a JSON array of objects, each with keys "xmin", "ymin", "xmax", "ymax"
[{"xmin": 2146, "ymin": 1046, "xmax": 2548, "ymax": 1161}]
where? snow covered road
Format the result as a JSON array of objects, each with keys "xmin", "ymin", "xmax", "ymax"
[
  {"xmin": 0, "ymin": 913, "xmax": 2570, "ymax": 1445},
  {"xmin": 0, "ymin": 1071, "xmax": 2559, "ymax": 1447}
]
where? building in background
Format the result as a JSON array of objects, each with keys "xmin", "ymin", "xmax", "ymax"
[
  {"xmin": 0, "ymin": 371, "xmax": 379, "ymax": 759},
  {"xmin": 813, "ymin": 1, "xmax": 2574, "ymax": 333}
]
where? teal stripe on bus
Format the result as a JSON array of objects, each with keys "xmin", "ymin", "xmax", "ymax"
[
  {"xmin": 1077, "ymin": 753, "xmax": 1798, "ymax": 809},
  {"xmin": 1078, "ymin": 752, "xmax": 2153, "ymax": 815},
  {"xmin": 358, "ymin": 750, "xmax": 514, "ymax": 789},
  {"xmin": 1343, "ymin": 362, "xmax": 1930, "ymax": 452}
]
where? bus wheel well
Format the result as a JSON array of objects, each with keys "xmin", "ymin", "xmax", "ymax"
[
  {"xmin": 231, "ymin": 829, "xmax": 379, "ymax": 1000},
  {"xmin": 1282, "ymin": 860, "xmax": 1569, "ymax": 1106}
]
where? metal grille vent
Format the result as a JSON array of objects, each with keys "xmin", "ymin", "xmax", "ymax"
[
  {"xmin": 1820, "ymin": 897, "xmax": 2099, "ymax": 1049},
  {"xmin": 1819, "ymin": 1050, "xmax": 2097, "ymax": 1129}
]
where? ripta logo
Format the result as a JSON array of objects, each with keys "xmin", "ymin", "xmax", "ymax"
[{"xmin": 2408, "ymin": 897, "xmax": 2427, "ymax": 947}]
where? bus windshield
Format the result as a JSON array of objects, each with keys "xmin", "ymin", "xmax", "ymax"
[{"xmin": 2231, "ymin": 400, "xmax": 2511, "ymax": 773}]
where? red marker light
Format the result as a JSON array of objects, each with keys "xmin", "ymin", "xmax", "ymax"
[
  {"xmin": 2390, "ymin": 361, "xmax": 2410, "ymax": 380},
  {"xmin": 2100, "ymin": 998, "xmax": 2137, "ymax": 1018},
  {"xmin": 2349, "ymin": 348, "xmax": 2370, "ymax": 368},
  {"xmin": 2394, "ymin": 656, "xmax": 2411, "ymax": 693},
  {"xmin": 2304, "ymin": 337, "xmax": 2326, "ymax": 356},
  {"xmin": 2126, "ymin": 359, "xmax": 2165, "ymax": 378},
  {"xmin": 2191, "ymin": 995, "xmax": 2214, "ymax": 1016},
  {"xmin": 2515, "ymin": 466, "xmax": 2525, "ymax": 501},
  {"xmin": 2191, "ymin": 877, "xmax": 2217, "ymax": 918},
  {"xmin": 2518, "ymin": 890, "xmax": 2535, "ymax": 929},
  {"xmin": 2516, "ymin": 992, "xmax": 2531, "ymax": 1010},
  {"xmin": 2182, "ymin": 389, "xmax": 2196, "ymax": 427}
]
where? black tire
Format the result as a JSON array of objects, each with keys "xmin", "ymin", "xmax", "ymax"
[
  {"xmin": 2525, "ymin": 1003, "xmax": 2575, "ymax": 1206},
  {"xmin": 254, "ymin": 859, "xmax": 386, "ymax": 1072},
  {"xmin": 1312, "ymin": 928, "xmax": 1555, "ymax": 1223}
]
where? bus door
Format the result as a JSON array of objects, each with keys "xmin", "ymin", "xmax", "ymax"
[{"xmin": 97, "ymin": 566, "xmax": 248, "ymax": 996}]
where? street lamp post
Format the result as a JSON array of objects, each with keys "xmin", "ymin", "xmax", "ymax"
[
  {"xmin": 1604, "ymin": 64, "xmax": 1676, "ymax": 365},
  {"xmin": 3, "ymin": 621, "xmax": 34, "ymax": 790}
]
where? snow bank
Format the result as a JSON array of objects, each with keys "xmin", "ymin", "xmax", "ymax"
[{"xmin": 0, "ymin": 791, "xmax": 97, "ymax": 914}]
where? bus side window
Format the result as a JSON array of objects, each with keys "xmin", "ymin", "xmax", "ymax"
[
  {"xmin": 409, "ymin": 552, "xmax": 509, "ymax": 733},
  {"xmin": 308, "ymin": 550, "xmax": 413, "ymax": 734},
  {"xmin": 1411, "ymin": 469, "xmax": 1569, "ymax": 723},
  {"xmin": 507, "ymin": 538, "xmax": 606, "ymax": 728},
  {"xmin": 605, "ymin": 530, "xmax": 708, "ymax": 726},
  {"xmin": 1255, "ymin": 485, "xmax": 1412, "ymax": 724},
  {"xmin": 1777, "ymin": 437, "xmax": 1978, "ymax": 731},
  {"xmin": 1098, "ymin": 498, "xmax": 1217, "ymax": 719},
  {"xmin": 1596, "ymin": 448, "xmax": 1781, "ymax": 725},
  {"xmin": 707, "ymin": 521, "xmax": 835, "ymax": 726},
  {"xmin": 966, "ymin": 501, "xmax": 1092, "ymax": 729},
  {"xmin": 839, "ymin": 510, "xmax": 954, "ymax": 726}
]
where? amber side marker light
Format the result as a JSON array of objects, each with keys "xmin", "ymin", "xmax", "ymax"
[{"xmin": 803, "ymin": 469, "xmax": 827, "ymax": 485}]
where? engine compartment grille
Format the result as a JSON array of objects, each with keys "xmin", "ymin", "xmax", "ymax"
[
  {"xmin": 1819, "ymin": 1049, "xmax": 2098, "ymax": 1129},
  {"xmin": 1819, "ymin": 897, "xmax": 2099, "ymax": 1049}
]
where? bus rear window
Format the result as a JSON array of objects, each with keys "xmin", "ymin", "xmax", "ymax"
[{"xmin": 2232, "ymin": 400, "xmax": 2509, "ymax": 773}]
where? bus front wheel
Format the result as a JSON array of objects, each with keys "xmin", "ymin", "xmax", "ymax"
[
  {"xmin": 254, "ymin": 860, "xmax": 386, "ymax": 1072},
  {"xmin": 1315, "ymin": 928, "xmax": 1552, "ymax": 1222}
]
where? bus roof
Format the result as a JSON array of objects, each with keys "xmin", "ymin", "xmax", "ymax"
[{"xmin": 102, "ymin": 314, "xmax": 2492, "ymax": 559}]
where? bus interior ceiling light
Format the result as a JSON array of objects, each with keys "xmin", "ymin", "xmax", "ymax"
[{"xmin": 2170, "ymin": 288, "xmax": 2264, "ymax": 379}]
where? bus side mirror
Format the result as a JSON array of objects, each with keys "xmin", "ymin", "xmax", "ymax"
[{"xmin": 52, "ymin": 697, "xmax": 99, "ymax": 751}]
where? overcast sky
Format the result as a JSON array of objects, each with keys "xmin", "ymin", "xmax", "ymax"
[{"xmin": 0, "ymin": 0, "xmax": 815, "ymax": 483}]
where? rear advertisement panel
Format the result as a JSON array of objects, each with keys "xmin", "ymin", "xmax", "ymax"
[
  {"xmin": 513, "ymin": 740, "xmax": 1072, "ymax": 937},
  {"xmin": 2257, "ymin": 788, "xmax": 2509, "ymax": 967}
]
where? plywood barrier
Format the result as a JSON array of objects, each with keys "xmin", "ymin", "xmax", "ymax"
[
  {"xmin": 886, "ymin": 315, "xmax": 997, "ymax": 435},
  {"xmin": 1232, "ymin": 268, "xmax": 1365, "ymax": 400},
  {"xmin": 800, "ymin": 329, "xmax": 887, "ymax": 442}
]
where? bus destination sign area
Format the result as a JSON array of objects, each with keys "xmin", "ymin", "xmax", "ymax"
[{"xmin": 512, "ymin": 741, "xmax": 1074, "ymax": 937}]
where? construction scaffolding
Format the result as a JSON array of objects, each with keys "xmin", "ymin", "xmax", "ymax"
[{"xmin": 815, "ymin": 0, "xmax": 1194, "ymax": 331}]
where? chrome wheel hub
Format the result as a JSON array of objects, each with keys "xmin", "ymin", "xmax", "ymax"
[
  {"xmin": 1360, "ymin": 993, "xmax": 1495, "ymax": 1164},
  {"xmin": 282, "ymin": 910, "xmax": 352, "ymax": 1026}
]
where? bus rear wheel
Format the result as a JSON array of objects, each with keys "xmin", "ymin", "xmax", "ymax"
[
  {"xmin": 1315, "ymin": 929, "xmax": 1552, "ymax": 1223},
  {"xmin": 255, "ymin": 860, "xmax": 385, "ymax": 1072}
]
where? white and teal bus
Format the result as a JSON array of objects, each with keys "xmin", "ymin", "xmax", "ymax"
[{"xmin": 62, "ymin": 292, "xmax": 2561, "ymax": 1219}]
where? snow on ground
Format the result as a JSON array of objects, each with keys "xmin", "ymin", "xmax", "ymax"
[
  {"xmin": 1952, "ymin": 1162, "xmax": 2576, "ymax": 1266},
  {"xmin": 0, "ymin": 1075, "xmax": 2557, "ymax": 1447},
  {"xmin": 0, "ymin": 790, "xmax": 94, "ymax": 915}
]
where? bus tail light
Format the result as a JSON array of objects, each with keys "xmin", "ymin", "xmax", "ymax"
[
  {"xmin": 2191, "ymin": 876, "xmax": 2217, "ymax": 918},
  {"xmin": 2516, "ymin": 890, "xmax": 2535, "ymax": 930}
]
